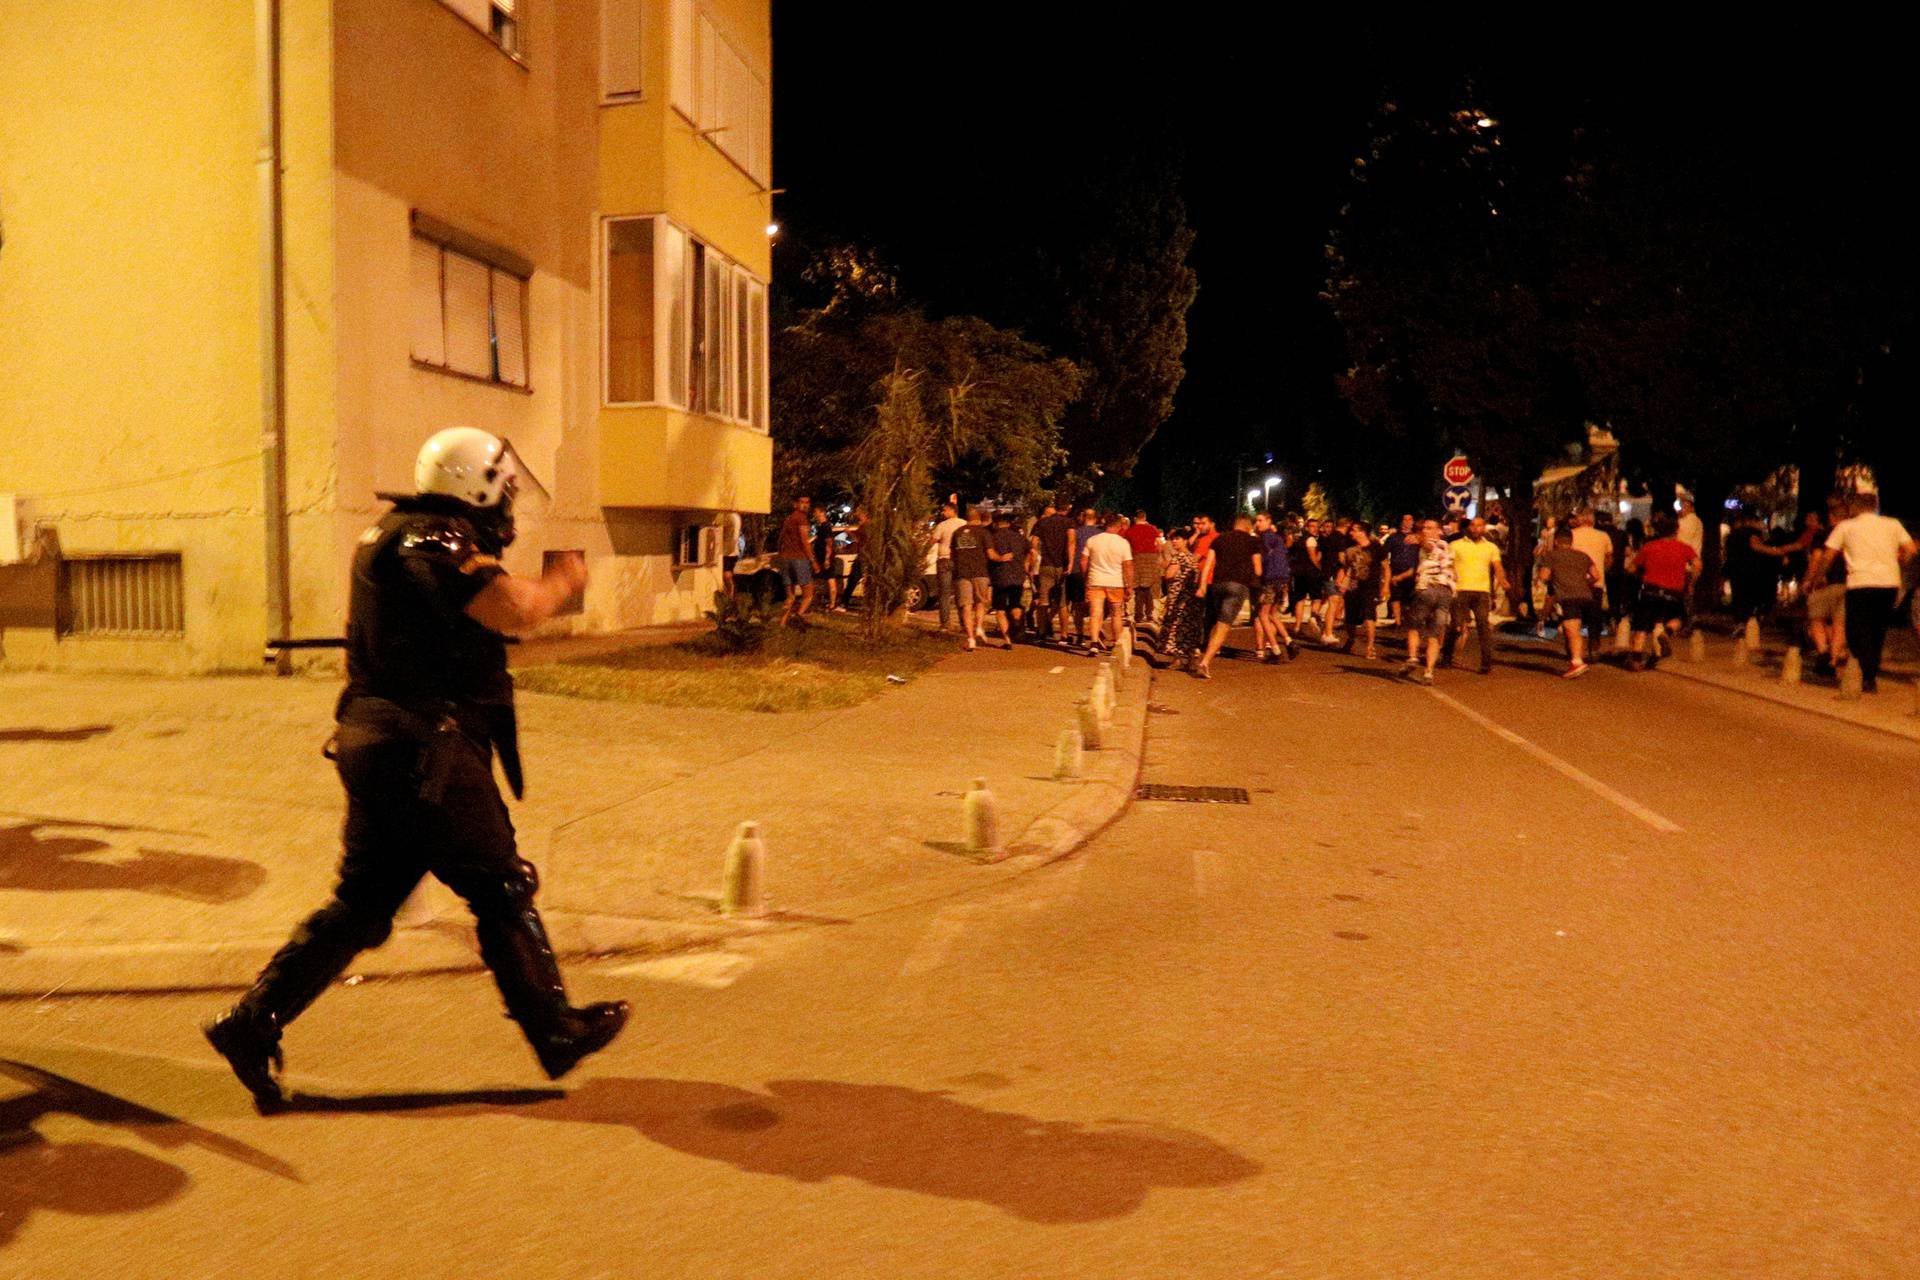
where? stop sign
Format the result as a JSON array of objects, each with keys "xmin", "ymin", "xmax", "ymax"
[{"xmin": 1443, "ymin": 455, "xmax": 1474, "ymax": 486}]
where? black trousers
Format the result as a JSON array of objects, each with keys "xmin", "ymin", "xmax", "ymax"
[
  {"xmin": 242, "ymin": 700, "xmax": 567, "ymax": 1035},
  {"xmin": 1845, "ymin": 587, "xmax": 1898, "ymax": 691}
]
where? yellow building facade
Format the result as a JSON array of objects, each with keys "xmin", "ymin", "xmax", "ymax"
[{"xmin": 0, "ymin": 0, "xmax": 771, "ymax": 673}]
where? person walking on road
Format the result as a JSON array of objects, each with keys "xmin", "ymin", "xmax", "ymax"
[
  {"xmin": 1028, "ymin": 500, "xmax": 1075, "ymax": 645},
  {"xmin": 1124, "ymin": 511, "xmax": 1164, "ymax": 626},
  {"xmin": 1402, "ymin": 519, "xmax": 1456, "ymax": 685},
  {"xmin": 1442, "ymin": 517, "xmax": 1507, "ymax": 674},
  {"xmin": 1079, "ymin": 513, "xmax": 1135, "ymax": 654},
  {"xmin": 1252, "ymin": 511, "xmax": 1296, "ymax": 662},
  {"xmin": 931, "ymin": 501, "xmax": 967, "ymax": 634},
  {"xmin": 1157, "ymin": 527, "xmax": 1207, "ymax": 665},
  {"xmin": 950, "ymin": 506, "xmax": 994, "ymax": 652},
  {"xmin": 1538, "ymin": 523, "xmax": 1603, "ymax": 678},
  {"xmin": 203, "ymin": 428, "xmax": 628, "ymax": 1110},
  {"xmin": 1338, "ymin": 522, "xmax": 1381, "ymax": 659},
  {"xmin": 1810, "ymin": 490, "xmax": 1916, "ymax": 694},
  {"xmin": 1383, "ymin": 513, "xmax": 1420, "ymax": 631},
  {"xmin": 1193, "ymin": 514, "xmax": 1262, "ymax": 679},
  {"xmin": 1626, "ymin": 511, "xmax": 1698, "ymax": 670},
  {"xmin": 986, "ymin": 509, "xmax": 1029, "ymax": 648}
]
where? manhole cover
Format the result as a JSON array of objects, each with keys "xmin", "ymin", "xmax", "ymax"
[{"xmin": 1134, "ymin": 784, "xmax": 1250, "ymax": 804}]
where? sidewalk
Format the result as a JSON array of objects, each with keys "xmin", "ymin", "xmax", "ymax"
[
  {"xmin": 1651, "ymin": 626, "xmax": 1920, "ymax": 744},
  {"xmin": 0, "ymin": 635, "xmax": 1150, "ymax": 994}
]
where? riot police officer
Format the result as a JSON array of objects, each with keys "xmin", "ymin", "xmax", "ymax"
[{"xmin": 204, "ymin": 427, "xmax": 627, "ymax": 1110}]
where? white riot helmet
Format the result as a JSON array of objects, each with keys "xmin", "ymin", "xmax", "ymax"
[{"xmin": 413, "ymin": 427, "xmax": 550, "ymax": 512}]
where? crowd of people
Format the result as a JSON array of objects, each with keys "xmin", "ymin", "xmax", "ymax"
[{"xmin": 746, "ymin": 487, "xmax": 1919, "ymax": 695}]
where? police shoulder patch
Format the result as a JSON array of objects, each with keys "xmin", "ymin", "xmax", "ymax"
[{"xmin": 397, "ymin": 516, "xmax": 478, "ymax": 563}]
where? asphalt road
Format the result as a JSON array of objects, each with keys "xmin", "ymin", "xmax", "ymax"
[{"xmin": 4, "ymin": 637, "xmax": 1917, "ymax": 1279}]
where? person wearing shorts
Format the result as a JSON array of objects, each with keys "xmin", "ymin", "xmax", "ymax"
[
  {"xmin": 1401, "ymin": 520, "xmax": 1455, "ymax": 684},
  {"xmin": 1538, "ymin": 524, "xmax": 1602, "ymax": 677},
  {"xmin": 949, "ymin": 507, "xmax": 994, "ymax": 651},
  {"xmin": 985, "ymin": 510, "xmax": 1029, "ymax": 647},
  {"xmin": 1627, "ymin": 511, "xmax": 1698, "ymax": 670},
  {"xmin": 1193, "ymin": 514, "xmax": 1262, "ymax": 678},
  {"xmin": 777, "ymin": 496, "xmax": 818, "ymax": 628},
  {"xmin": 1028, "ymin": 501, "xmax": 1074, "ymax": 641},
  {"xmin": 1078, "ymin": 513, "xmax": 1135, "ymax": 652}
]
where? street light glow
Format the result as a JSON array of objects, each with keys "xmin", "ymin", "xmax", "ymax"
[
  {"xmin": 1247, "ymin": 488, "xmax": 1261, "ymax": 505},
  {"xmin": 765, "ymin": 222, "xmax": 781, "ymax": 237}
]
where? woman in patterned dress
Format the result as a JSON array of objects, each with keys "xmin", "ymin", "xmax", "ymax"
[{"xmin": 1157, "ymin": 527, "xmax": 1206, "ymax": 663}]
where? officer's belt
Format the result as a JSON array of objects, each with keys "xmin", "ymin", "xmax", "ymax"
[{"xmin": 337, "ymin": 690, "xmax": 525, "ymax": 801}]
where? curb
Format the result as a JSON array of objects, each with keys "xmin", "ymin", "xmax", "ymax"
[
  {"xmin": 0, "ymin": 651, "xmax": 1155, "ymax": 998},
  {"xmin": 1656, "ymin": 662, "xmax": 1920, "ymax": 746}
]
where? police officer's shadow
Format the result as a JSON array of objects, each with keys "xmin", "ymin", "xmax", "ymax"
[
  {"xmin": 290, "ymin": 1076, "xmax": 1264, "ymax": 1223},
  {"xmin": 0, "ymin": 1059, "xmax": 299, "ymax": 1248},
  {"xmin": 0, "ymin": 821, "xmax": 266, "ymax": 903}
]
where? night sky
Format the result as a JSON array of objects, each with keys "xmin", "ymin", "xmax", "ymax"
[{"xmin": 770, "ymin": 15, "xmax": 1911, "ymax": 518}]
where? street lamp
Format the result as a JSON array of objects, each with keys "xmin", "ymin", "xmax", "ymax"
[
  {"xmin": 1246, "ymin": 487, "xmax": 1261, "ymax": 511},
  {"xmin": 1263, "ymin": 474, "xmax": 1281, "ymax": 508}
]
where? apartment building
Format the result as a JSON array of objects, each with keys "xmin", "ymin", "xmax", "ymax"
[{"xmin": 0, "ymin": 0, "xmax": 772, "ymax": 672}]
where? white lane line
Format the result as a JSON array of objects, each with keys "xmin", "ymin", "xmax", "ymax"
[
  {"xmin": 1427, "ymin": 688, "xmax": 1684, "ymax": 834},
  {"xmin": 1191, "ymin": 849, "xmax": 1225, "ymax": 898}
]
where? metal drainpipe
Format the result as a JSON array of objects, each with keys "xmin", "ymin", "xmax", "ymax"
[{"xmin": 256, "ymin": 0, "xmax": 292, "ymax": 674}]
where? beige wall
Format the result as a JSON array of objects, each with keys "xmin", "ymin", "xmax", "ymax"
[{"xmin": 0, "ymin": 0, "xmax": 335, "ymax": 672}]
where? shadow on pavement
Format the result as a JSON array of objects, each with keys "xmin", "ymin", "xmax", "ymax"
[
  {"xmin": 0, "ymin": 726, "xmax": 113, "ymax": 743},
  {"xmin": 379, "ymin": 1076, "xmax": 1263, "ymax": 1223},
  {"xmin": 0, "ymin": 1058, "xmax": 299, "ymax": 1248},
  {"xmin": 1331, "ymin": 663, "xmax": 1408, "ymax": 683},
  {"xmin": 279, "ymin": 1087, "xmax": 564, "ymax": 1114},
  {"xmin": 0, "ymin": 822, "xmax": 266, "ymax": 903}
]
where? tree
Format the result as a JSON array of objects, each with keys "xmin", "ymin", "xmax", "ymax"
[{"xmin": 1325, "ymin": 84, "xmax": 1585, "ymax": 608}]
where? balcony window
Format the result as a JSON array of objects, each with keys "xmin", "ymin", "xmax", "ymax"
[{"xmin": 604, "ymin": 215, "xmax": 763, "ymax": 428}]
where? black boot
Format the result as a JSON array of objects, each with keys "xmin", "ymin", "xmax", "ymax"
[
  {"xmin": 203, "ymin": 897, "xmax": 389, "ymax": 1111},
  {"xmin": 478, "ymin": 907, "xmax": 630, "ymax": 1081},
  {"xmin": 203, "ymin": 1005, "xmax": 286, "ymax": 1112}
]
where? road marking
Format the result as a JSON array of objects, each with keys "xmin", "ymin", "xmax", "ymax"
[
  {"xmin": 1427, "ymin": 688, "xmax": 1684, "ymax": 834},
  {"xmin": 1191, "ymin": 849, "xmax": 1225, "ymax": 898}
]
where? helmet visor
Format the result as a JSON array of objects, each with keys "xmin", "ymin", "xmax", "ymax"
[{"xmin": 495, "ymin": 438, "xmax": 551, "ymax": 519}]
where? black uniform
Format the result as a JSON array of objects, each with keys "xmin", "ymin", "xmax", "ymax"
[{"xmin": 206, "ymin": 495, "xmax": 624, "ymax": 1106}]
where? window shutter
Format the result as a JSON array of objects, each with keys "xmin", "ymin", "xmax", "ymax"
[
  {"xmin": 696, "ymin": 12, "xmax": 720, "ymax": 132},
  {"xmin": 714, "ymin": 39, "xmax": 752, "ymax": 172},
  {"xmin": 657, "ymin": 219, "xmax": 690, "ymax": 408},
  {"xmin": 748, "ymin": 73, "xmax": 770, "ymax": 187},
  {"xmin": 444, "ymin": 251, "xmax": 494, "ymax": 379},
  {"xmin": 733, "ymin": 268, "xmax": 750, "ymax": 421},
  {"xmin": 669, "ymin": 0, "xmax": 697, "ymax": 121},
  {"xmin": 601, "ymin": 0, "xmax": 642, "ymax": 98},
  {"xmin": 409, "ymin": 238, "xmax": 446, "ymax": 366},
  {"xmin": 492, "ymin": 269, "xmax": 528, "ymax": 387}
]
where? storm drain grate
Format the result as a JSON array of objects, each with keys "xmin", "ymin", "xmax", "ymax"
[{"xmin": 1135, "ymin": 784, "xmax": 1251, "ymax": 804}]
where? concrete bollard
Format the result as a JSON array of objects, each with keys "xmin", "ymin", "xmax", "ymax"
[
  {"xmin": 1733, "ymin": 635, "xmax": 1751, "ymax": 666},
  {"xmin": 720, "ymin": 821, "xmax": 766, "ymax": 917},
  {"xmin": 1053, "ymin": 727, "xmax": 1084, "ymax": 780},
  {"xmin": 1092, "ymin": 666, "xmax": 1114, "ymax": 717},
  {"xmin": 1106, "ymin": 655, "xmax": 1124, "ymax": 692},
  {"xmin": 1744, "ymin": 617, "xmax": 1762, "ymax": 650},
  {"xmin": 1839, "ymin": 661, "xmax": 1863, "ymax": 702},
  {"xmin": 963, "ymin": 777, "xmax": 1000, "ymax": 855},
  {"xmin": 1076, "ymin": 698, "xmax": 1104, "ymax": 750},
  {"xmin": 1780, "ymin": 646, "xmax": 1802, "ymax": 684},
  {"xmin": 1688, "ymin": 630, "xmax": 1707, "ymax": 662}
]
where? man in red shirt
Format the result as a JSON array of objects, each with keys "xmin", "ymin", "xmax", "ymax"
[
  {"xmin": 1625, "ymin": 510, "xmax": 1698, "ymax": 670},
  {"xmin": 777, "ymin": 495, "xmax": 819, "ymax": 629},
  {"xmin": 1123, "ymin": 511, "xmax": 1164, "ymax": 624}
]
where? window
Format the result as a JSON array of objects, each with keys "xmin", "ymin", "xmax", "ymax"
[
  {"xmin": 667, "ymin": 0, "xmax": 770, "ymax": 187},
  {"xmin": 410, "ymin": 218, "xmax": 532, "ymax": 390},
  {"xmin": 601, "ymin": 215, "xmax": 765, "ymax": 428},
  {"xmin": 675, "ymin": 523, "xmax": 720, "ymax": 568},
  {"xmin": 601, "ymin": 0, "xmax": 642, "ymax": 99},
  {"xmin": 64, "ymin": 554, "xmax": 184, "ymax": 637},
  {"xmin": 439, "ymin": 0, "xmax": 520, "ymax": 60}
]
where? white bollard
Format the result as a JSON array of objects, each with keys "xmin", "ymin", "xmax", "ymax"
[
  {"xmin": 1106, "ymin": 655, "xmax": 1124, "ymax": 692},
  {"xmin": 964, "ymin": 777, "xmax": 1001, "ymax": 855},
  {"xmin": 1839, "ymin": 661, "xmax": 1863, "ymax": 702},
  {"xmin": 1053, "ymin": 727, "xmax": 1084, "ymax": 780},
  {"xmin": 721, "ymin": 820, "xmax": 766, "ymax": 917},
  {"xmin": 1076, "ymin": 699, "xmax": 1104, "ymax": 750},
  {"xmin": 1744, "ymin": 616, "xmax": 1762, "ymax": 650},
  {"xmin": 1688, "ymin": 630, "xmax": 1707, "ymax": 662},
  {"xmin": 1092, "ymin": 666, "xmax": 1114, "ymax": 717},
  {"xmin": 1733, "ymin": 635, "xmax": 1751, "ymax": 666},
  {"xmin": 1780, "ymin": 646, "xmax": 1802, "ymax": 684}
]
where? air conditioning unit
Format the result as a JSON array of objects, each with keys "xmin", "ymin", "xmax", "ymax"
[
  {"xmin": 675, "ymin": 522, "xmax": 722, "ymax": 568},
  {"xmin": 0, "ymin": 494, "xmax": 32, "ymax": 565}
]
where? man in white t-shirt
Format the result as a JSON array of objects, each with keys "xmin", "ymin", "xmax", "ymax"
[
  {"xmin": 1810, "ymin": 491, "xmax": 1916, "ymax": 693},
  {"xmin": 1078, "ymin": 513, "xmax": 1135, "ymax": 653},
  {"xmin": 930, "ymin": 500, "xmax": 967, "ymax": 633},
  {"xmin": 1676, "ymin": 498, "xmax": 1705, "ymax": 555}
]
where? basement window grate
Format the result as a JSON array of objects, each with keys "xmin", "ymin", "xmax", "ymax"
[
  {"xmin": 1135, "ymin": 784, "xmax": 1250, "ymax": 804},
  {"xmin": 65, "ymin": 554, "xmax": 185, "ymax": 637}
]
